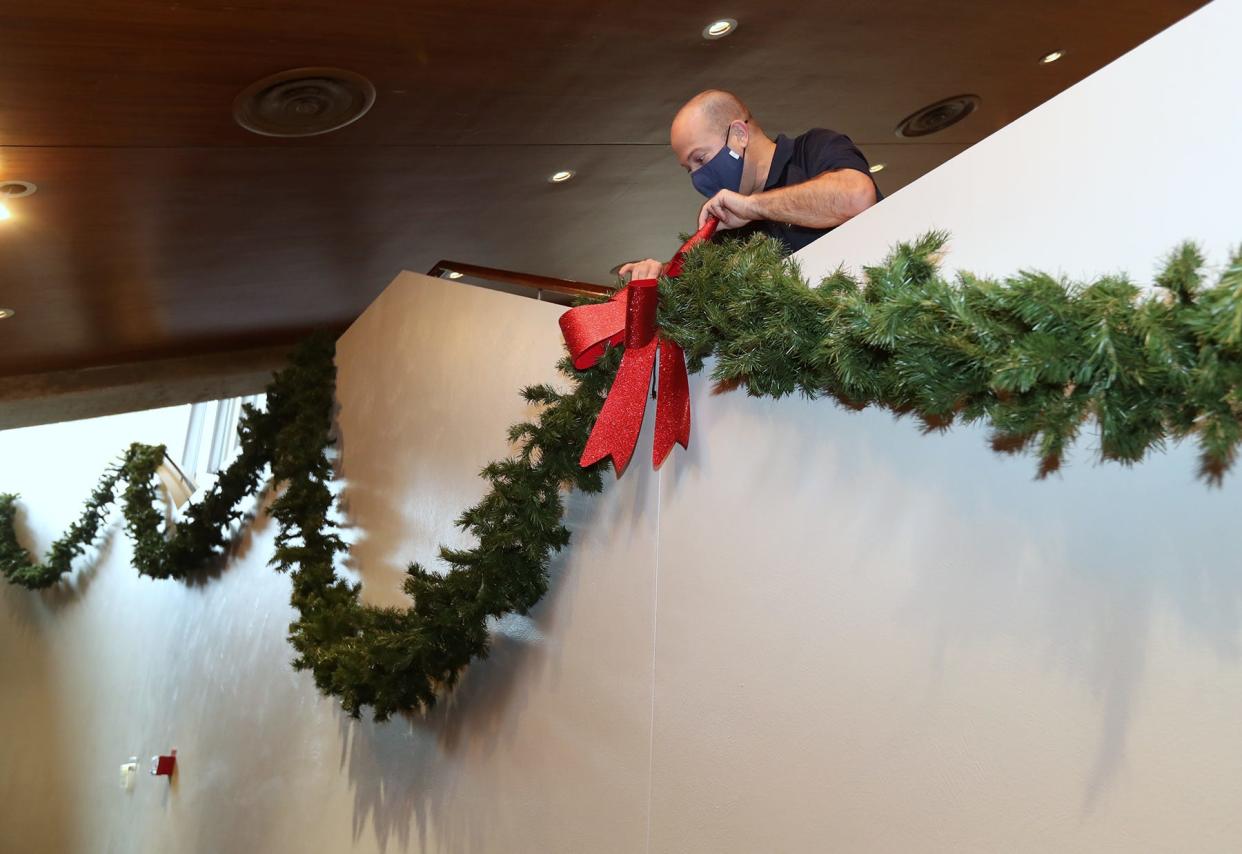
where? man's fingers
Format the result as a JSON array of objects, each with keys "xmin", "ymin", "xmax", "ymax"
[
  {"xmin": 701, "ymin": 197, "xmax": 724, "ymax": 229},
  {"xmin": 702, "ymin": 190, "xmax": 748, "ymax": 230},
  {"xmin": 634, "ymin": 260, "xmax": 663, "ymax": 279},
  {"xmin": 618, "ymin": 258, "xmax": 663, "ymax": 281},
  {"xmin": 700, "ymin": 191, "xmax": 731, "ymax": 228},
  {"xmin": 709, "ymin": 191, "xmax": 752, "ymax": 230}
]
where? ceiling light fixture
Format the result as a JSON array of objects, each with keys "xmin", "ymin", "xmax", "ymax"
[
  {"xmin": 0, "ymin": 181, "xmax": 37, "ymax": 221},
  {"xmin": 703, "ymin": 18, "xmax": 737, "ymax": 39},
  {"xmin": 549, "ymin": 170, "xmax": 575, "ymax": 183},
  {"xmin": 0, "ymin": 308, "xmax": 14, "ymax": 319},
  {"xmin": 869, "ymin": 163, "xmax": 886, "ymax": 174},
  {"xmin": 1039, "ymin": 49, "xmax": 1066, "ymax": 64},
  {"xmin": 446, "ymin": 271, "xmax": 464, "ymax": 279}
]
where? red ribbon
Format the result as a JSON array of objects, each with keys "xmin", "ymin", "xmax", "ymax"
[{"xmin": 559, "ymin": 218, "xmax": 718, "ymax": 475}]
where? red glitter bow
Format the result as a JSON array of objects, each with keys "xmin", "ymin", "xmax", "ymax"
[{"xmin": 559, "ymin": 218, "xmax": 718, "ymax": 475}]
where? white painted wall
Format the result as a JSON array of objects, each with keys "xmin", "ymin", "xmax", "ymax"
[
  {"xmin": 0, "ymin": 275, "xmax": 656, "ymax": 854},
  {"xmin": 331, "ymin": 272, "xmax": 659, "ymax": 853},
  {"xmin": 799, "ymin": 0, "xmax": 1242, "ymax": 284},
  {"xmin": 0, "ymin": 404, "xmax": 193, "ymax": 854},
  {"xmin": 649, "ymin": 1, "xmax": 1242, "ymax": 849},
  {"xmin": 4, "ymin": 1, "xmax": 1242, "ymax": 851}
]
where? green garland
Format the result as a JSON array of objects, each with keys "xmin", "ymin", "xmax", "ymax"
[
  {"xmin": 0, "ymin": 330, "xmax": 615, "ymax": 720},
  {"xmin": 1, "ymin": 348, "xmax": 292, "ymax": 588},
  {"xmin": 281, "ymin": 347, "xmax": 616, "ymax": 719},
  {"xmin": 663, "ymin": 233, "xmax": 1242, "ymax": 481},
  {"xmin": 3, "ymin": 232, "xmax": 1241, "ymax": 720}
]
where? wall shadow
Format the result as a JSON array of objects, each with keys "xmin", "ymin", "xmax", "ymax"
[
  {"xmin": 829, "ymin": 405, "xmax": 1242, "ymax": 814},
  {"xmin": 337, "ymin": 493, "xmax": 604, "ymax": 854},
  {"xmin": 667, "ymin": 379, "xmax": 1242, "ymax": 818},
  {"xmin": 330, "ymin": 377, "xmax": 625, "ymax": 852}
]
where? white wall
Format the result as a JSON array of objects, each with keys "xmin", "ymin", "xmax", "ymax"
[
  {"xmin": 4, "ymin": 1, "xmax": 1242, "ymax": 851},
  {"xmin": 0, "ymin": 274, "xmax": 656, "ymax": 854},
  {"xmin": 649, "ymin": 1, "xmax": 1242, "ymax": 849},
  {"xmin": 799, "ymin": 0, "xmax": 1242, "ymax": 284},
  {"xmin": 331, "ymin": 272, "xmax": 660, "ymax": 853},
  {"xmin": 0, "ymin": 405, "xmax": 380, "ymax": 854}
]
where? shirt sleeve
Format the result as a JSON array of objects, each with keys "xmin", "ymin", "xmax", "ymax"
[{"xmin": 801, "ymin": 128, "xmax": 873, "ymax": 177}]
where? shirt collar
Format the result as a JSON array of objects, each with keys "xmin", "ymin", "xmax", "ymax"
[{"xmin": 764, "ymin": 134, "xmax": 794, "ymax": 190}]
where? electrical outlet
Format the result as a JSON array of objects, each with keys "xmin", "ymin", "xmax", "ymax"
[{"xmin": 120, "ymin": 757, "xmax": 138, "ymax": 791}]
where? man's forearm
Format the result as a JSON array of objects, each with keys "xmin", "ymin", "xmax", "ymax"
[{"xmin": 749, "ymin": 169, "xmax": 876, "ymax": 229}]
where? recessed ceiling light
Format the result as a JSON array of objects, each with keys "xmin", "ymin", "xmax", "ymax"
[
  {"xmin": 703, "ymin": 18, "xmax": 737, "ymax": 39},
  {"xmin": 704, "ymin": 19, "xmax": 737, "ymax": 39},
  {"xmin": 549, "ymin": 170, "xmax": 575, "ymax": 183},
  {"xmin": 445, "ymin": 271, "xmax": 464, "ymax": 279},
  {"xmin": 0, "ymin": 308, "xmax": 14, "ymax": 319},
  {"xmin": 0, "ymin": 181, "xmax": 36, "ymax": 221},
  {"xmin": 1039, "ymin": 49, "xmax": 1065, "ymax": 64},
  {"xmin": 868, "ymin": 163, "xmax": 886, "ymax": 173}
]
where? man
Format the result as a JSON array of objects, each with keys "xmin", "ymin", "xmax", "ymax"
[{"xmin": 619, "ymin": 90, "xmax": 881, "ymax": 281}]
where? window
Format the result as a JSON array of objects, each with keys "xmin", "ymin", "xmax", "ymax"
[{"xmin": 179, "ymin": 394, "xmax": 265, "ymax": 487}]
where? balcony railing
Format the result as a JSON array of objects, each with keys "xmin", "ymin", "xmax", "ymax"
[{"xmin": 427, "ymin": 259, "xmax": 613, "ymax": 304}]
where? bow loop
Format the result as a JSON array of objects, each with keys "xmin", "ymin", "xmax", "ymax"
[{"xmin": 559, "ymin": 292, "xmax": 627, "ymax": 371}]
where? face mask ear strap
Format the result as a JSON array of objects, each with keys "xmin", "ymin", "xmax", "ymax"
[{"xmin": 727, "ymin": 119, "xmax": 750, "ymax": 157}]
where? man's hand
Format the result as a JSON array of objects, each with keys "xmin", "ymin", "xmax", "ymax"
[
  {"xmin": 698, "ymin": 189, "xmax": 760, "ymax": 230},
  {"xmin": 616, "ymin": 258, "xmax": 664, "ymax": 282}
]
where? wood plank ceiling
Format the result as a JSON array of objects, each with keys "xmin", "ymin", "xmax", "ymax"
[{"xmin": 0, "ymin": 0, "xmax": 1205, "ymax": 397}]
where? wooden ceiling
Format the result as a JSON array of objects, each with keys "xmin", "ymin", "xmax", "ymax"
[{"xmin": 0, "ymin": 0, "xmax": 1204, "ymax": 390}]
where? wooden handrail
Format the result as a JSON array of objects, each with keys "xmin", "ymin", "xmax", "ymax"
[{"xmin": 427, "ymin": 259, "xmax": 614, "ymax": 298}]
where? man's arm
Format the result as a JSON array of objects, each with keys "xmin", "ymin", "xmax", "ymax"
[{"xmin": 698, "ymin": 168, "xmax": 877, "ymax": 230}]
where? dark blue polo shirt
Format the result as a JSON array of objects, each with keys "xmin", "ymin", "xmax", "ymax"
[{"xmin": 728, "ymin": 128, "xmax": 882, "ymax": 254}]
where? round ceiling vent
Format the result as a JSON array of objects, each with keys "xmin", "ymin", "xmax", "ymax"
[
  {"xmin": 233, "ymin": 67, "xmax": 376, "ymax": 137},
  {"xmin": 0, "ymin": 180, "xmax": 37, "ymax": 198},
  {"xmin": 894, "ymin": 94, "xmax": 980, "ymax": 138}
]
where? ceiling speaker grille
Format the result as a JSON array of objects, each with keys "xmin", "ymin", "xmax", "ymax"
[
  {"xmin": 233, "ymin": 67, "xmax": 376, "ymax": 137},
  {"xmin": 895, "ymin": 94, "xmax": 980, "ymax": 138},
  {"xmin": 0, "ymin": 181, "xmax": 37, "ymax": 198}
]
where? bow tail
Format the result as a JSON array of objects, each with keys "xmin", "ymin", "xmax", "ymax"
[
  {"xmin": 580, "ymin": 339, "xmax": 659, "ymax": 475},
  {"xmin": 653, "ymin": 338, "xmax": 691, "ymax": 468}
]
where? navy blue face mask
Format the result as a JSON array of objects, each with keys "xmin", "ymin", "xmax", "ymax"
[{"xmin": 691, "ymin": 125, "xmax": 745, "ymax": 198}]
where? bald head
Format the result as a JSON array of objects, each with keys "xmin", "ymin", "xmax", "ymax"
[
  {"xmin": 670, "ymin": 90, "xmax": 762, "ymax": 174},
  {"xmin": 676, "ymin": 90, "xmax": 749, "ymax": 135}
]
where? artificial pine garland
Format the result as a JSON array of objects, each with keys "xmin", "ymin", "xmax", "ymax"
[
  {"xmin": 281, "ymin": 346, "xmax": 616, "ymax": 719},
  {"xmin": 662, "ymin": 232, "xmax": 1242, "ymax": 481},
  {"xmin": 3, "ymin": 232, "xmax": 1241, "ymax": 719},
  {"xmin": 0, "ymin": 330, "xmax": 615, "ymax": 720}
]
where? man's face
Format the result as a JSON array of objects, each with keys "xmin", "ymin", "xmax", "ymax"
[{"xmin": 671, "ymin": 110, "xmax": 730, "ymax": 175}]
